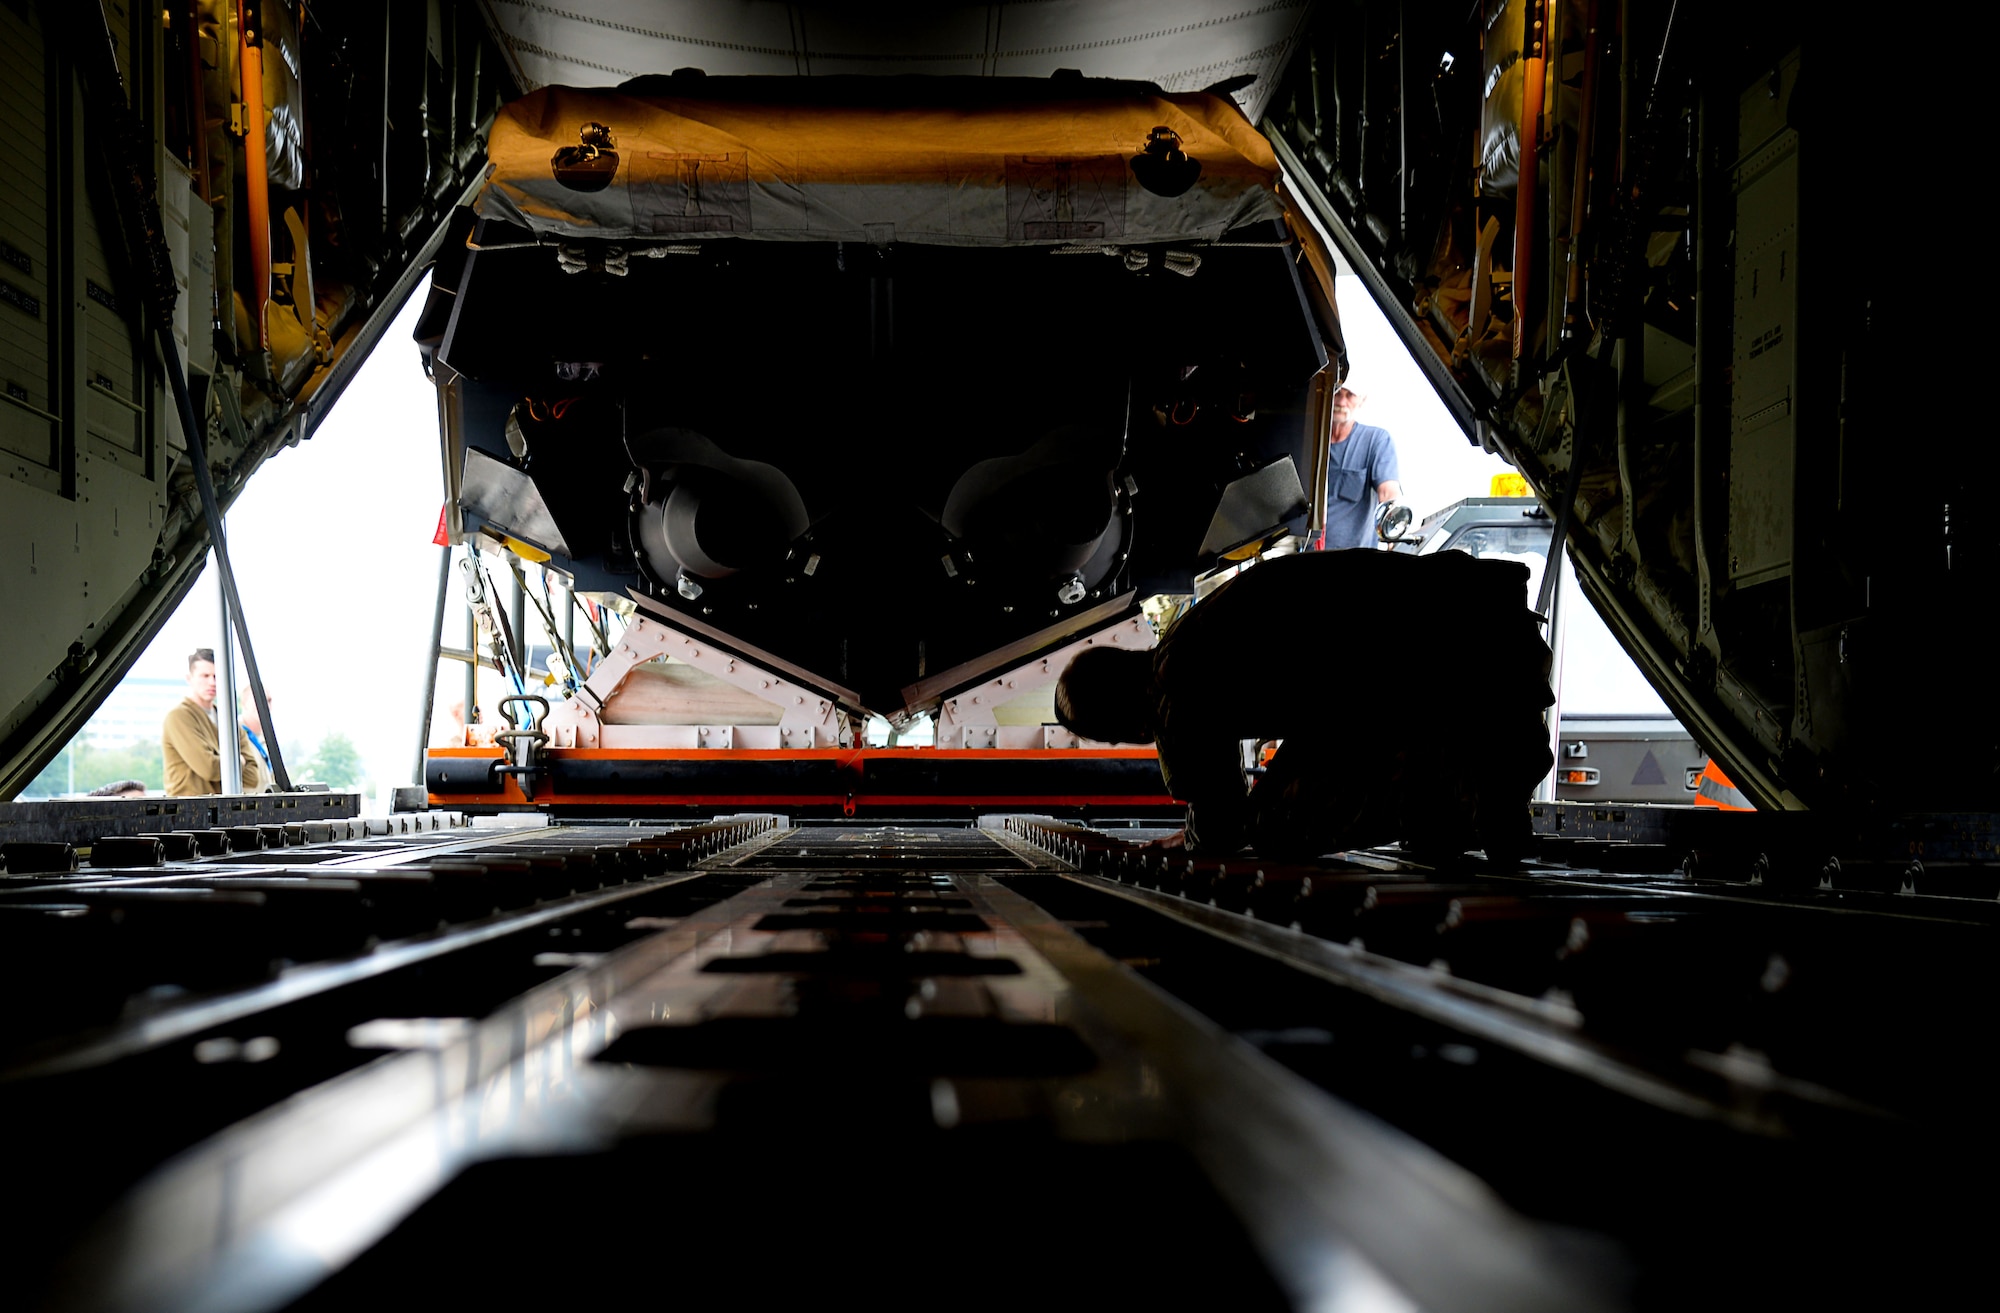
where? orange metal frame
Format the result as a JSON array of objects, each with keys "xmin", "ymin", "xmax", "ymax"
[{"xmin": 426, "ymin": 746, "xmax": 1172, "ymax": 811}]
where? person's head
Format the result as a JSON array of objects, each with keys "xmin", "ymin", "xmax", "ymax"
[
  {"xmin": 187, "ymin": 648, "xmax": 218, "ymax": 709},
  {"xmin": 1053, "ymin": 645, "xmax": 1157, "ymax": 744},
  {"xmin": 1331, "ymin": 379, "xmax": 1367, "ymax": 431},
  {"xmin": 86, "ymin": 779, "xmax": 147, "ymax": 798},
  {"xmin": 238, "ymin": 686, "xmax": 272, "ymax": 732}
]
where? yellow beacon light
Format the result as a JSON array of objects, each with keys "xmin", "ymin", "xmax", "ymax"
[{"xmin": 1490, "ymin": 471, "xmax": 1531, "ymax": 498}]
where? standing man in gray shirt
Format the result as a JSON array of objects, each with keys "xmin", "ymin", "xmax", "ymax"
[{"xmin": 1320, "ymin": 379, "xmax": 1405, "ymax": 550}]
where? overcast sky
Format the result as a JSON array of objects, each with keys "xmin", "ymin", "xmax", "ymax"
[{"xmin": 131, "ymin": 288, "xmax": 447, "ymax": 804}]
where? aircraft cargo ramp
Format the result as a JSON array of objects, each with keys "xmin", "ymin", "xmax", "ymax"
[{"xmin": 4, "ymin": 812, "xmax": 1992, "ymax": 1308}]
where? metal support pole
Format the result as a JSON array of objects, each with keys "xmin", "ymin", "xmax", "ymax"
[
  {"xmin": 158, "ymin": 329, "xmax": 290, "ymax": 790},
  {"xmin": 1536, "ymin": 455, "xmax": 1587, "ymax": 618},
  {"xmin": 464, "ymin": 563, "xmax": 477, "ymax": 735},
  {"xmin": 1534, "ymin": 456, "xmax": 1588, "ymax": 802},
  {"xmin": 510, "ymin": 560, "xmax": 528, "ymax": 681},
  {"xmin": 1534, "ymin": 554, "xmax": 1571, "ymax": 802},
  {"xmin": 414, "ymin": 542, "xmax": 452, "ymax": 786},
  {"xmin": 215, "ymin": 552, "xmax": 242, "ymax": 796},
  {"xmin": 563, "ymin": 578, "xmax": 576, "ymax": 678}
]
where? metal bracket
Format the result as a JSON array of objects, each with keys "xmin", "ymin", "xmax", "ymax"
[
  {"xmin": 544, "ymin": 615, "xmax": 840, "ymax": 749},
  {"xmin": 493, "ymin": 694, "xmax": 550, "ymax": 800},
  {"xmin": 935, "ymin": 614, "xmax": 1155, "ymax": 745}
]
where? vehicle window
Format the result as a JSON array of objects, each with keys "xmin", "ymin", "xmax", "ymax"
[
  {"xmin": 1434, "ymin": 523, "xmax": 1550, "ymax": 605},
  {"xmin": 1447, "ymin": 524, "xmax": 1552, "ymax": 560}
]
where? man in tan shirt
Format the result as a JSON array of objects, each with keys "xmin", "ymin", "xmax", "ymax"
[{"xmin": 162, "ymin": 648, "xmax": 265, "ymax": 796}]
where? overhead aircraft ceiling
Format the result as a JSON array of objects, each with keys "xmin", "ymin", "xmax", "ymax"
[{"xmin": 477, "ymin": 1, "xmax": 1309, "ymax": 121}]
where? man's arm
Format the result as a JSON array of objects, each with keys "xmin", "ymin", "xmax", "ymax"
[
  {"xmin": 1155, "ymin": 726, "xmax": 1255, "ymax": 854},
  {"xmin": 1373, "ymin": 429, "xmax": 1404, "ymax": 505}
]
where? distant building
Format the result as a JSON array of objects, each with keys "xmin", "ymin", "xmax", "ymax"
[{"xmin": 82, "ymin": 676, "xmax": 188, "ymax": 748}]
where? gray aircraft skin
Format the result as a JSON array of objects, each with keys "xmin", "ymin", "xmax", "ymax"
[{"xmin": 2, "ymin": 4, "xmax": 1993, "ymax": 1310}]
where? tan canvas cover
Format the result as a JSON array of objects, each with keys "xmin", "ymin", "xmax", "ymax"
[{"xmin": 477, "ymin": 85, "xmax": 1285, "ymax": 247}]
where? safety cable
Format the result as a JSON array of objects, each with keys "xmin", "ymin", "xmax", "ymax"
[
  {"xmin": 545, "ymin": 605, "xmax": 581, "ymax": 695},
  {"xmin": 538, "ymin": 571, "xmax": 584, "ymax": 692},
  {"xmin": 577, "ymin": 595, "xmax": 612, "ymax": 672},
  {"xmin": 461, "ymin": 557, "xmax": 528, "ymax": 698},
  {"xmin": 512, "ymin": 559, "xmax": 584, "ymax": 695}
]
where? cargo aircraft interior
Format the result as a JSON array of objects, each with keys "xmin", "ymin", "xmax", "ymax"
[{"xmin": 2, "ymin": 3, "xmax": 1993, "ymax": 1309}]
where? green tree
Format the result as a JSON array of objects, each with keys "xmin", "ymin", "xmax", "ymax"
[
  {"xmin": 302, "ymin": 732, "xmax": 364, "ymax": 789},
  {"xmin": 21, "ymin": 738, "xmax": 166, "ymax": 798},
  {"xmin": 22, "ymin": 748, "xmax": 72, "ymax": 798}
]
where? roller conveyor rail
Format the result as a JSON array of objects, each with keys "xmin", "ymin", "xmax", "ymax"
[{"xmin": 1, "ymin": 814, "xmax": 1991, "ymax": 1308}]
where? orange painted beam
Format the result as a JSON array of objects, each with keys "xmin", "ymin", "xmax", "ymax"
[{"xmin": 425, "ymin": 746, "xmax": 1172, "ymax": 810}]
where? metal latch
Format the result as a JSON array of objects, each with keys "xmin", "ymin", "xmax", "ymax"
[{"xmin": 493, "ymin": 695, "xmax": 551, "ymax": 801}]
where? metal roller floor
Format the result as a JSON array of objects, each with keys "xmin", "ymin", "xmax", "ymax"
[{"xmin": 5, "ymin": 817, "xmax": 1993, "ymax": 1309}]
